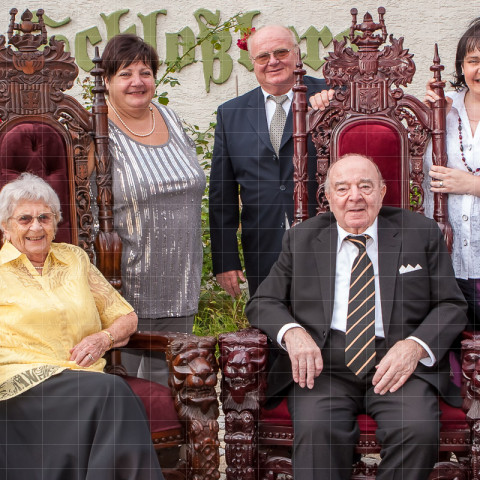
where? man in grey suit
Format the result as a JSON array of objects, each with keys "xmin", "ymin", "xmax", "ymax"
[
  {"xmin": 247, "ymin": 154, "xmax": 468, "ymax": 480},
  {"xmin": 209, "ymin": 25, "xmax": 332, "ymax": 297}
]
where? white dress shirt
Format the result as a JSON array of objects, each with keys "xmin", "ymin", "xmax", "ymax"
[
  {"xmin": 262, "ymin": 88, "xmax": 293, "ymax": 128},
  {"xmin": 277, "ymin": 219, "xmax": 435, "ymax": 366},
  {"xmin": 423, "ymin": 88, "xmax": 480, "ymax": 280}
]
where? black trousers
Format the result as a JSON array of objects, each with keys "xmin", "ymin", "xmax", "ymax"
[
  {"xmin": 287, "ymin": 330, "xmax": 439, "ymax": 480},
  {"xmin": 0, "ymin": 370, "xmax": 164, "ymax": 480}
]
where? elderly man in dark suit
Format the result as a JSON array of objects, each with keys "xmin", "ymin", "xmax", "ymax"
[
  {"xmin": 247, "ymin": 154, "xmax": 468, "ymax": 480},
  {"xmin": 209, "ymin": 25, "xmax": 332, "ymax": 297}
]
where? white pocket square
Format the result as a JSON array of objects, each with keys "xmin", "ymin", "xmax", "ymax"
[{"xmin": 399, "ymin": 264, "xmax": 423, "ymax": 274}]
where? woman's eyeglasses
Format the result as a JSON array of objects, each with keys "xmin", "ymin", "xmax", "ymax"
[
  {"xmin": 251, "ymin": 48, "xmax": 293, "ymax": 65},
  {"xmin": 11, "ymin": 213, "xmax": 56, "ymax": 226}
]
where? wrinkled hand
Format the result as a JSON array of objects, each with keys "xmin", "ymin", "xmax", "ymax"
[
  {"xmin": 423, "ymin": 77, "xmax": 453, "ymax": 114},
  {"xmin": 283, "ymin": 328, "xmax": 323, "ymax": 389},
  {"xmin": 309, "ymin": 89, "xmax": 335, "ymax": 111},
  {"xmin": 372, "ymin": 339, "xmax": 427, "ymax": 395},
  {"xmin": 70, "ymin": 332, "xmax": 110, "ymax": 367},
  {"xmin": 429, "ymin": 165, "xmax": 478, "ymax": 196},
  {"xmin": 216, "ymin": 270, "xmax": 246, "ymax": 297}
]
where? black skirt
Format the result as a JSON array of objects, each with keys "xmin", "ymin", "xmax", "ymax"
[{"xmin": 0, "ymin": 370, "xmax": 164, "ymax": 480}]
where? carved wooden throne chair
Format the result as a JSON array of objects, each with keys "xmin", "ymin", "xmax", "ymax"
[
  {"xmin": 219, "ymin": 7, "xmax": 479, "ymax": 480},
  {"xmin": 0, "ymin": 9, "xmax": 220, "ymax": 480}
]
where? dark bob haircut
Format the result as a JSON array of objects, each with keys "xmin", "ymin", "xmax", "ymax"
[
  {"xmin": 452, "ymin": 17, "xmax": 480, "ymax": 90},
  {"xmin": 101, "ymin": 33, "xmax": 159, "ymax": 80}
]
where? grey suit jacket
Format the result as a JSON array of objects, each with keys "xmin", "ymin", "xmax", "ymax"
[{"xmin": 247, "ymin": 207, "xmax": 468, "ymax": 402}]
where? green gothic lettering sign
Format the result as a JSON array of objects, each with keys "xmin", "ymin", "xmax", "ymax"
[{"xmin": 36, "ymin": 9, "xmax": 349, "ymax": 92}]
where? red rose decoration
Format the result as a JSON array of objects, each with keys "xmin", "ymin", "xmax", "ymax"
[{"xmin": 237, "ymin": 27, "xmax": 255, "ymax": 51}]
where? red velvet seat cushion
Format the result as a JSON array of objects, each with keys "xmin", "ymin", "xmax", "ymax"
[
  {"xmin": 0, "ymin": 122, "xmax": 72, "ymax": 243},
  {"xmin": 260, "ymin": 397, "xmax": 467, "ymax": 432},
  {"xmin": 122, "ymin": 375, "xmax": 182, "ymax": 433},
  {"xmin": 336, "ymin": 121, "xmax": 403, "ymax": 208}
]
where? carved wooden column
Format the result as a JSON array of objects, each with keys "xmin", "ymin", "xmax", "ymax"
[
  {"xmin": 430, "ymin": 44, "xmax": 453, "ymax": 252},
  {"xmin": 91, "ymin": 47, "xmax": 122, "ymax": 290},
  {"xmin": 219, "ymin": 329, "xmax": 268, "ymax": 480},
  {"xmin": 292, "ymin": 58, "xmax": 309, "ymax": 226}
]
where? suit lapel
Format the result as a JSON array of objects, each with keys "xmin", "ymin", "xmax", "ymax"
[
  {"xmin": 377, "ymin": 214, "xmax": 401, "ymax": 340},
  {"xmin": 314, "ymin": 222, "xmax": 338, "ymax": 324},
  {"xmin": 246, "ymin": 87, "xmax": 273, "ymax": 152}
]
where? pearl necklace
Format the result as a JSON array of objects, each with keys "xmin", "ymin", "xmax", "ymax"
[
  {"xmin": 107, "ymin": 99, "xmax": 155, "ymax": 137},
  {"xmin": 458, "ymin": 117, "xmax": 480, "ymax": 175},
  {"xmin": 34, "ymin": 266, "xmax": 43, "ymax": 270}
]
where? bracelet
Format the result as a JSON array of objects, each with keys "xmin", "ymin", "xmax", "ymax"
[{"xmin": 100, "ymin": 330, "xmax": 115, "ymax": 350}]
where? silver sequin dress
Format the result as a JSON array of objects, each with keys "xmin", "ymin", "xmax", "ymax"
[{"xmin": 108, "ymin": 103, "xmax": 206, "ymax": 321}]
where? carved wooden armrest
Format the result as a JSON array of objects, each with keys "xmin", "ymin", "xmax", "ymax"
[
  {"xmin": 165, "ymin": 333, "xmax": 220, "ymax": 480},
  {"xmin": 219, "ymin": 328, "xmax": 268, "ymax": 480},
  {"xmin": 461, "ymin": 335, "xmax": 480, "ymax": 478},
  {"xmin": 106, "ymin": 331, "xmax": 221, "ymax": 480},
  {"xmin": 461, "ymin": 336, "xmax": 480, "ymax": 417}
]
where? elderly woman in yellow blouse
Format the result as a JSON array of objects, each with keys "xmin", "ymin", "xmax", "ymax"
[{"xmin": 0, "ymin": 173, "xmax": 164, "ymax": 480}]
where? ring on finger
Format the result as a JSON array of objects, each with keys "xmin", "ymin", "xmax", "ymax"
[
  {"xmin": 439, "ymin": 180, "xmax": 444, "ymax": 187},
  {"xmin": 87, "ymin": 353, "xmax": 94, "ymax": 361}
]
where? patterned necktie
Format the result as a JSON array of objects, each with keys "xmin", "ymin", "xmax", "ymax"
[
  {"xmin": 345, "ymin": 235, "xmax": 376, "ymax": 377},
  {"xmin": 268, "ymin": 94, "xmax": 288, "ymax": 155}
]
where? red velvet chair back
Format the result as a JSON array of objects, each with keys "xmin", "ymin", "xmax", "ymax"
[
  {"xmin": 334, "ymin": 119, "xmax": 406, "ymax": 207},
  {"xmin": 292, "ymin": 7, "xmax": 452, "ymax": 247},
  {"xmin": 0, "ymin": 122, "xmax": 73, "ymax": 243},
  {"xmin": 0, "ymin": 8, "xmax": 95, "ymax": 254}
]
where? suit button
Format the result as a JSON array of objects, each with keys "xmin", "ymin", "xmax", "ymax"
[
  {"xmin": 273, "ymin": 154, "xmax": 277, "ymax": 160},
  {"xmin": 463, "ymin": 215, "xmax": 468, "ymax": 221},
  {"xmin": 280, "ymin": 185, "xmax": 286, "ymax": 191}
]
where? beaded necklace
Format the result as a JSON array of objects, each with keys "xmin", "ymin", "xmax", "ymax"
[
  {"xmin": 107, "ymin": 99, "xmax": 155, "ymax": 137},
  {"xmin": 458, "ymin": 116, "xmax": 480, "ymax": 175}
]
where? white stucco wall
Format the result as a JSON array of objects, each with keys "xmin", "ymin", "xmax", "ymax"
[{"xmin": 1, "ymin": 1, "xmax": 476, "ymax": 130}]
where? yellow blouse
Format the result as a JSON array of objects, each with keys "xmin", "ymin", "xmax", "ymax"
[{"xmin": 0, "ymin": 241, "xmax": 133, "ymax": 400}]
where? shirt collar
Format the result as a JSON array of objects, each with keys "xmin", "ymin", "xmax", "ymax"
[
  {"xmin": 261, "ymin": 88, "xmax": 293, "ymax": 104},
  {"xmin": 336, "ymin": 218, "xmax": 378, "ymax": 253},
  {"xmin": 0, "ymin": 241, "xmax": 69, "ymax": 267}
]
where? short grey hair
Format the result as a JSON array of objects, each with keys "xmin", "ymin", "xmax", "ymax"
[
  {"xmin": 324, "ymin": 154, "xmax": 385, "ymax": 193},
  {"xmin": 247, "ymin": 25, "xmax": 298, "ymax": 53},
  {"xmin": 0, "ymin": 173, "xmax": 62, "ymax": 232}
]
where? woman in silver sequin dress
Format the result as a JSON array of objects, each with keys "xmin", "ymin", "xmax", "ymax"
[{"xmin": 101, "ymin": 34, "xmax": 206, "ymax": 385}]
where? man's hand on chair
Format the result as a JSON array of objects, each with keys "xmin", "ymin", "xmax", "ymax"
[{"xmin": 284, "ymin": 328, "xmax": 323, "ymax": 389}]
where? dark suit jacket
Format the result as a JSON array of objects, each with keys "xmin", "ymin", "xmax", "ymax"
[
  {"xmin": 247, "ymin": 207, "xmax": 468, "ymax": 403},
  {"xmin": 209, "ymin": 76, "xmax": 329, "ymax": 295}
]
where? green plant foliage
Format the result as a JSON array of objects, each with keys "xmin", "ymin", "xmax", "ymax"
[
  {"xmin": 183, "ymin": 121, "xmax": 249, "ymax": 336},
  {"xmin": 193, "ymin": 290, "xmax": 249, "ymax": 338}
]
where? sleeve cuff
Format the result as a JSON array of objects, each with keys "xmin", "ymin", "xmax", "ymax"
[
  {"xmin": 407, "ymin": 336, "xmax": 436, "ymax": 367},
  {"xmin": 277, "ymin": 323, "xmax": 306, "ymax": 351}
]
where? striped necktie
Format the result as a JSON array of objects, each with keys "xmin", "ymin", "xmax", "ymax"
[
  {"xmin": 268, "ymin": 94, "xmax": 288, "ymax": 155},
  {"xmin": 345, "ymin": 234, "xmax": 376, "ymax": 377}
]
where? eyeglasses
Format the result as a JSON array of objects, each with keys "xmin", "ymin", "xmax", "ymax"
[
  {"xmin": 10, "ymin": 213, "xmax": 56, "ymax": 226},
  {"xmin": 251, "ymin": 48, "xmax": 293, "ymax": 65}
]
